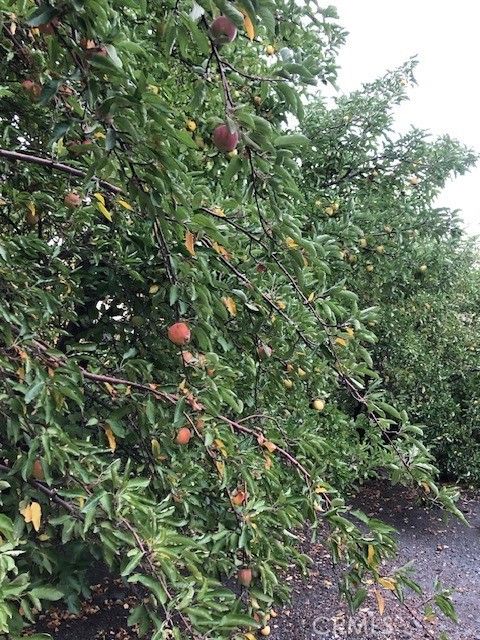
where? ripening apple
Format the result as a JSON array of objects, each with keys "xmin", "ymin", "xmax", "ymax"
[
  {"xmin": 175, "ymin": 427, "xmax": 192, "ymax": 445},
  {"xmin": 64, "ymin": 191, "xmax": 82, "ymax": 208},
  {"xmin": 26, "ymin": 209, "xmax": 38, "ymax": 226},
  {"xmin": 168, "ymin": 322, "xmax": 191, "ymax": 345},
  {"xmin": 210, "ymin": 15, "xmax": 237, "ymax": 44},
  {"xmin": 312, "ymin": 398, "xmax": 325, "ymax": 412},
  {"xmin": 359, "ymin": 237, "xmax": 367, "ymax": 248},
  {"xmin": 283, "ymin": 378, "xmax": 293, "ymax": 389},
  {"xmin": 409, "ymin": 175, "xmax": 420, "ymax": 186},
  {"xmin": 419, "ymin": 264, "xmax": 427, "ymax": 273},
  {"xmin": 22, "ymin": 79, "xmax": 41, "ymax": 99},
  {"xmin": 376, "ymin": 245, "xmax": 385, "ymax": 254},
  {"xmin": 212, "ymin": 123, "xmax": 239, "ymax": 152},
  {"xmin": 366, "ymin": 263, "xmax": 374, "ymax": 272},
  {"xmin": 265, "ymin": 44, "xmax": 275, "ymax": 55},
  {"xmin": 231, "ymin": 490, "xmax": 246, "ymax": 506},
  {"xmin": 260, "ymin": 627, "xmax": 271, "ymax": 637},
  {"xmin": 32, "ymin": 459, "xmax": 44, "ymax": 481},
  {"xmin": 238, "ymin": 567, "xmax": 253, "ymax": 587},
  {"xmin": 186, "ymin": 119, "xmax": 197, "ymax": 132}
]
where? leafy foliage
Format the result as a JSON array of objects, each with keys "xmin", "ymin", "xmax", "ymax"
[
  {"xmin": 0, "ymin": 3, "xmax": 468, "ymax": 639},
  {"xmin": 301, "ymin": 60, "xmax": 480, "ymax": 484}
]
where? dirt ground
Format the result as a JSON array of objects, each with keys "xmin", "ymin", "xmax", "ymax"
[{"xmin": 30, "ymin": 482, "xmax": 480, "ymax": 640}]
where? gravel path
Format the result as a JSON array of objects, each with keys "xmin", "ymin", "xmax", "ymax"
[
  {"xmin": 32, "ymin": 482, "xmax": 480, "ymax": 640},
  {"xmin": 270, "ymin": 481, "xmax": 480, "ymax": 640}
]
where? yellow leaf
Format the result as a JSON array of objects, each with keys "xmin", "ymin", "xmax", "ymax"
[
  {"xmin": 16, "ymin": 367, "xmax": 25, "ymax": 382},
  {"xmin": 117, "ymin": 198, "xmax": 133, "ymax": 211},
  {"xmin": 93, "ymin": 192, "xmax": 105, "ymax": 205},
  {"xmin": 335, "ymin": 337, "xmax": 348, "ymax": 347},
  {"xmin": 307, "ymin": 292, "xmax": 315, "ymax": 302},
  {"xmin": 346, "ymin": 326, "xmax": 355, "ymax": 338},
  {"xmin": 374, "ymin": 589, "xmax": 385, "ymax": 616},
  {"xmin": 264, "ymin": 455, "xmax": 273, "ymax": 470},
  {"xmin": 285, "ymin": 236, "xmax": 298, "ymax": 249},
  {"xmin": 31, "ymin": 502, "xmax": 41, "ymax": 532},
  {"xmin": 378, "ymin": 576, "xmax": 396, "ymax": 590},
  {"xmin": 96, "ymin": 201, "xmax": 112, "ymax": 221},
  {"xmin": 104, "ymin": 382, "xmax": 116, "ymax": 396},
  {"xmin": 315, "ymin": 485, "xmax": 328, "ymax": 494},
  {"xmin": 185, "ymin": 230, "xmax": 196, "ymax": 256},
  {"xmin": 243, "ymin": 12, "xmax": 255, "ymax": 41},
  {"xmin": 276, "ymin": 300, "xmax": 286, "ymax": 310},
  {"xmin": 215, "ymin": 460, "xmax": 225, "ymax": 477},
  {"xmin": 149, "ymin": 284, "xmax": 160, "ymax": 294},
  {"xmin": 245, "ymin": 634, "xmax": 257, "ymax": 640},
  {"xmin": 26, "ymin": 201, "xmax": 36, "ymax": 215},
  {"xmin": 211, "ymin": 206, "xmax": 225, "ymax": 217},
  {"xmin": 263, "ymin": 440, "xmax": 277, "ymax": 453},
  {"xmin": 421, "ymin": 481, "xmax": 431, "ymax": 493},
  {"xmin": 367, "ymin": 544, "xmax": 375, "ymax": 566},
  {"xmin": 77, "ymin": 497, "xmax": 85, "ymax": 508},
  {"xmin": 222, "ymin": 296, "xmax": 237, "ymax": 317},
  {"xmin": 104, "ymin": 426, "xmax": 117, "ymax": 452},
  {"xmin": 212, "ymin": 241, "xmax": 230, "ymax": 259},
  {"xmin": 93, "ymin": 131, "xmax": 106, "ymax": 139},
  {"xmin": 20, "ymin": 503, "xmax": 32, "ymax": 523},
  {"xmin": 214, "ymin": 439, "xmax": 228, "ymax": 458}
]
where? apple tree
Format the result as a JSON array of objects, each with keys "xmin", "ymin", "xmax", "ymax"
[
  {"xmin": 0, "ymin": 4, "xmax": 463, "ymax": 639},
  {"xmin": 300, "ymin": 60, "xmax": 480, "ymax": 483}
]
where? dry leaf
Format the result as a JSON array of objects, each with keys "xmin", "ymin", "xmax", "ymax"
[
  {"xmin": 264, "ymin": 455, "xmax": 273, "ymax": 470},
  {"xmin": 20, "ymin": 503, "xmax": 32, "ymax": 523},
  {"xmin": 215, "ymin": 460, "xmax": 225, "ymax": 477},
  {"xmin": 104, "ymin": 426, "xmax": 117, "ymax": 452},
  {"xmin": 222, "ymin": 296, "xmax": 237, "ymax": 317},
  {"xmin": 31, "ymin": 502, "xmax": 42, "ymax": 532},
  {"xmin": 185, "ymin": 230, "xmax": 196, "ymax": 256},
  {"xmin": 26, "ymin": 201, "xmax": 36, "ymax": 216},
  {"xmin": 104, "ymin": 382, "xmax": 116, "ymax": 396},
  {"xmin": 263, "ymin": 440, "xmax": 277, "ymax": 453},
  {"xmin": 335, "ymin": 337, "xmax": 348, "ymax": 347},
  {"xmin": 315, "ymin": 485, "xmax": 328, "ymax": 494},
  {"xmin": 214, "ymin": 439, "xmax": 228, "ymax": 458},
  {"xmin": 375, "ymin": 588, "xmax": 385, "ymax": 615},
  {"xmin": 243, "ymin": 12, "xmax": 255, "ymax": 41},
  {"xmin": 378, "ymin": 576, "xmax": 396, "ymax": 590},
  {"xmin": 285, "ymin": 236, "xmax": 298, "ymax": 249},
  {"xmin": 212, "ymin": 241, "xmax": 230, "ymax": 259},
  {"xmin": 211, "ymin": 207, "xmax": 225, "ymax": 217}
]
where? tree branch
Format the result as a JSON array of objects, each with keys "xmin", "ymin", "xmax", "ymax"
[{"xmin": 0, "ymin": 148, "xmax": 122, "ymax": 195}]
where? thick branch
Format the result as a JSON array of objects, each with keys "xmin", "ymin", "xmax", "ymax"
[{"xmin": 0, "ymin": 148, "xmax": 122, "ymax": 195}]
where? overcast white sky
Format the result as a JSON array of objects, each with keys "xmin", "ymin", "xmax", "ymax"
[{"xmin": 329, "ymin": 0, "xmax": 480, "ymax": 234}]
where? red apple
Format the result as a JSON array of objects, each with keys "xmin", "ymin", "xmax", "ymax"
[
  {"xmin": 213, "ymin": 124, "xmax": 239, "ymax": 152},
  {"xmin": 210, "ymin": 16, "xmax": 237, "ymax": 44},
  {"xmin": 168, "ymin": 322, "xmax": 191, "ymax": 345}
]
